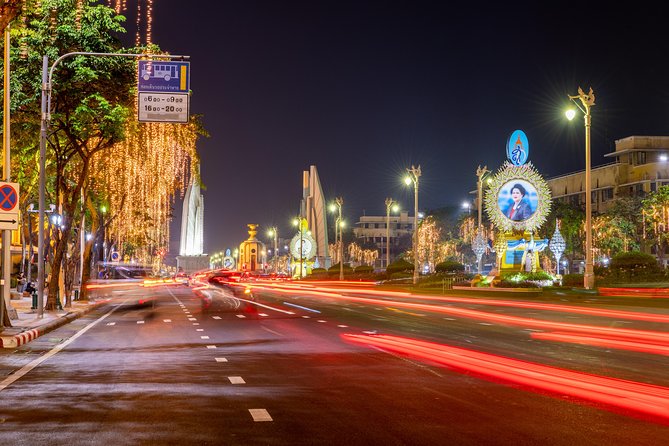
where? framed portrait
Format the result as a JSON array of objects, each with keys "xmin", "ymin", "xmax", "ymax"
[{"xmin": 497, "ymin": 180, "xmax": 538, "ymax": 223}]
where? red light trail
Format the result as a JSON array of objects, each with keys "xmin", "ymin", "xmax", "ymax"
[{"xmin": 342, "ymin": 333, "xmax": 669, "ymax": 422}]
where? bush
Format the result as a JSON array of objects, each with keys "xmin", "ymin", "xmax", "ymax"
[
  {"xmin": 311, "ymin": 268, "xmax": 327, "ymax": 274},
  {"xmin": 328, "ymin": 263, "xmax": 353, "ymax": 273},
  {"xmin": 610, "ymin": 251, "xmax": 658, "ymax": 270},
  {"xmin": 354, "ymin": 265, "xmax": 374, "ymax": 274},
  {"xmin": 561, "ymin": 274, "xmax": 584, "ymax": 287},
  {"xmin": 389, "ymin": 272, "xmax": 412, "ymax": 280},
  {"xmin": 606, "ymin": 251, "xmax": 666, "ymax": 283},
  {"xmin": 386, "ymin": 259, "xmax": 414, "ymax": 274},
  {"xmin": 435, "ymin": 260, "xmax": 465, "ymax": 273}
]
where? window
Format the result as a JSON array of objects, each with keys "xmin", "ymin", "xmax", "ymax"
[
  {"xmin": 601, "ymin": 188, "xmax": 614, "ymax": 201},
  {"xmin": 633, "ymin": 151, "xmax": 647, "ymax": 165}
]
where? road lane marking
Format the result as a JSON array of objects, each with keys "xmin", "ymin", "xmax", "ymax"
[
  {"xmin": 192, "ymin": 323, "xmax": 200, "ymax": 326},
  {"xmin": 249, "ymin": 409, "xmax": 272, "ymax": 422},
  {"xmin": 229, "ymin": 376, "xmax": 245, "ymax": 384},
  {"xmin": 206, "ymin": 345, "xmax": 217, "ymax": 349},
  {"xmin": 301, "ymin": 315, "xmax": 311, "ymax": 319},
  {"xmin": 137, "ymin": 321, "xmax": 144, "ymax": 324},
  {"xmin": 236, "ymin": 315, "xmax": 246, "ymax": 318},
  {"xmin": 212, "ymin": 316, "xmax": 221, "ymax": 320},
  {"xmin": 337, "ymin": 325, "xmax": 348, "ymax": 328},
  {"xmin": 200, "ymin": 336, "xmax": 210, "ymax": 339},
  {"xmin": 261, "ymin": 326, "xmax": 283, "ymax": 336},
  {"xmin": 259, "ymin": 313, "xmax": 268, "ymax": 317},
  {"xmin": 163, "ymin": 319, "xmax": 172, "ymax": 323},
  {"xmin": 106, "ymin": 322, "xmax": 116, "ymax": 326},
  {"xmin": 0, "ymin": 302, "xmax": 123, "ymax": 392},
  {"xmin": 317, "ymin": 320, "xmax": 326, "ymax": 323},
  {"xmin": 196, "ymin": 329, "xmax": 204, "ymax": 332},
  {"xmin": 283, "ymin": 302, "xmax": 321, "ymax": 313},
  {"xmin": 215, "ymin": 357, "xmax": 228, "ymax": 362},
  {"xmin": 188, "ymin": 318, "xmax": 197, "ymax": 321}
]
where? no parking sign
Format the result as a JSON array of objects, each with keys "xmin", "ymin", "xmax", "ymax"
[{"xmin": 0, "ymin": 182, "xmax": 19, "ymax": 230}]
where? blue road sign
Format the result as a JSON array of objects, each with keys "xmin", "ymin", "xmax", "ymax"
[
  {"xmin": 0, "ymin": 183, "xmax": 18, "ymax": 212},
  {"xmin": 138, "ymin": 61, "xmax": 190, "ymax": 93}
]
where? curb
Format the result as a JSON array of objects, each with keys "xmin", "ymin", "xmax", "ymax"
[{"xmin": 0, "ymin": 302, "xmax": 104, "ymax": 348}]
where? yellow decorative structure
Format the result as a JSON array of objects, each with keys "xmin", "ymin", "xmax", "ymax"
[{"xmin": 238, "ymin": 224, "xmax": 266, "ymax": 272}]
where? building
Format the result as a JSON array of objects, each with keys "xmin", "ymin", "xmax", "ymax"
[
  {"xmin": 353, "ymin": 211, "xmax": 415, "ymax": 268},
  {"xmin": 548, "ymin": 136, "xmax": 669, "ymax": 211}
]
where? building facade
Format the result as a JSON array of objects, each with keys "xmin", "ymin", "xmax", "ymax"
[
  {"xmin": 353, "ymin": 211, "xmax": 415, "ymax": 268},
  {"xmin": 548, "ymin": 136, "xmax": 669, "ymax": 211}
]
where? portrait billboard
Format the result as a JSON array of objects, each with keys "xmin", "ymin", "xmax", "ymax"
[{"xmin": 497, "ymin": 179, "xmax": 538, "ymax": 223}]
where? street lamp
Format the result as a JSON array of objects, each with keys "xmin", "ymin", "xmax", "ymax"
[
  {"xmin": 404, "ymin": 165, "xmax": 421, "ymax": 285},
  {"xmin": 330, "ymin": 198, "xmax": 344, "ymax": 280},
  {"xmin": 566, "ymin": 87, "xmax": 596, "ymax": 289},
  {"xmin": 267, "ymin": 227, "xmax": 278, "ymax": 274},
  {"xmin": 385, "ymin": 198, "xmax": 399, "ymax": 269}
]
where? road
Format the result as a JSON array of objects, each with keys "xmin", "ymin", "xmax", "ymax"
[{"xmin": 0, "ymin": 280, "xmax": 668, "ymax": 445}]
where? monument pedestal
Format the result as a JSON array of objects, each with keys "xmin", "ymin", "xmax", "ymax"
[{"xmin": 176, "ymin": 255, "xmax": 210, "ymax": 274}]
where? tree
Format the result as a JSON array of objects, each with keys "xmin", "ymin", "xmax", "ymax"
[
  {"xmin": 0, "ymin": 1, "xmax": 22, "ymax": 33},
  {"xmin": 8, "ymin": 1, "xmax": 135, "ymax": 309},
  {"xmin": 641, "ymin": 185, "xmax": 669, "ymax": 262}
]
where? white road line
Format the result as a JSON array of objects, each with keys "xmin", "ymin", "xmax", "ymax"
[
  {"xmin": 163, "ymin": 319, "xmax": 172, "ymax": 323},
  {"xmin": 196, "ymin": 329, "xmax": 204, "ymax": 332},
  {"xmin": 206, "ymin": 345, "xmax": 217, "ymax": 349},
  {"xmin": 317, "ymin": 320, "xmax": 326, "ymax": 323},
  {"xmin": 478, "ymin": 322, "xmax": 493, "ymax": 326},
  {"xmin": 337, "ymin": 325, "xmax": 348, "ymax": 328},
  {"xmin": 301, "ymin": 315, "xmax": 311, "ymax": 319},
  {"xmin": 212, "ymin": 316, "xmax": 221, "ymax": 320},
  {"xmin": 188, "ymin": 318, "xmax": 197, "ymax": 321},
  {"xmin": 236, "ymin": 315, "xmax": 246, "ymax": 318},
  {"xmin": 137, "ymin": 321, "xmax": 145, "ymax": 324},
  {"xmin": 106, "ymin": 322, "xmax": 116, "ymax": 326},
  {"xmin": 229, "ymin": 376, "xmax": 245, "ymax": 384},
  {"xmin": 261, "ymin": 326, "xmax": 283, "ymax": 337},
  {"xmin": 192, "ymin": 323, "xmax": 200, "ymax": 326},
  {"xmin": 215, "ymin": 357, "xmax": 228, "ymax": 362},
  {"xmin": 249, "ymin": 409, "xmax": 273, "ymax": 422},
  {"xmin": 0, "ymin": 302, "xmax": 122, "ymax": 392},
  {"xmin": 283, "ymin": 302, "xmax": 321, "ymax": 313},
  {"xmin": 200, "ymin": 336, "xmax": 210, "ymax": 339},
  {"xmin": 259, "ymin": 313, "xmax": 268, "ymax": 317}
]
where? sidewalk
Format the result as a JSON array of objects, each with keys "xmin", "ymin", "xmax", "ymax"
[{"xmin": 0, "ymin": 293, "xmax": 104, "ymax": 348}]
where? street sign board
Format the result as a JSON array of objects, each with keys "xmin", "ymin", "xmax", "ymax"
[
  {"xmin": 138, "ymin": 92, "xmax": 189, "ymax": 123},
  {"xmin": 0, "ymin": 212, "xmax": 19, "ymax": 230},
  {"xmin": 137, "ymin": 61, "xmax": 190, "ymax": 93},
  {"xmin": 0, "ymin": 182, "xmax": 19, "ymax": 213},
  {"xmin": 111, "ymin": 251, "xmax": 120, "ymax": 262}
]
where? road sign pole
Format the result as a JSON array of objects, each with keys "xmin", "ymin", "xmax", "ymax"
[{"xmin": 1, "ymin": 26, "xmax": 10, "ymax": 327}]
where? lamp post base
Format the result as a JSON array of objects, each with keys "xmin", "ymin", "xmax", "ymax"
[{"xmin": 584, "ymin": 272, "xmax": 595, "ymax": 290}]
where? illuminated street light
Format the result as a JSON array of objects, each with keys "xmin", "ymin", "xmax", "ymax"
[
  {"xmin": 330, "ymin": 198, "xmax": 345, "ymax": 280},
  {"xmin": 404, "ymin": 165, "xmax": 421, "ymax": 285},
  {"xmin": 267, "ymin": 227, "xmax": 279, "ymax": 274},
  {"xmin": 566, "ymin": 87, "xmax": 596, "ymax": 289},
  {"xmin": 385, "ymin": 198, "xmax": 399, "ymax": 269}
]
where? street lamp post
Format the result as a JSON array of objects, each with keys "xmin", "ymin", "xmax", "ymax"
[
  {"xmin": 566, "ymin": 87, "xmax": 596, "ymax": 289},
  {"xmin": 333, "ymin": 198, "xmax": 344, "ymax": 280},
  {"xmin": 385, "ymin": 198, "xmax": 399, "ymax": 269},
  {"xmin": 404, "ymin": 165, "xmax": 421, "ymax": 285},
  {"xmin": 268, "ymin": 227, "xmax": 278, "ymax": 274}
]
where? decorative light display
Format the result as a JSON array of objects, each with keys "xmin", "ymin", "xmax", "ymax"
[
  {"xmin": 549, "ymin": 219, "xmax": 566, "ymax": 274},
  {"xmin": 347, "ymin": 242, "xmax": 379, "ymax": 267},
  {"xmin": 91, "ymin": 121, "xmax": 200, "ymax": 265},
  {"xmin": 484, "ymin": 161, "xmax": 552, "ymax": 232},
  {"xmin": 471, "ymin": 229, "xmax": 487, "ymax": 274}
]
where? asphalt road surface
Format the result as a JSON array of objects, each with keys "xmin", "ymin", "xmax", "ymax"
[{"xmin": 0, "ymin": 280, "xmax": 668, "ymax": 445}]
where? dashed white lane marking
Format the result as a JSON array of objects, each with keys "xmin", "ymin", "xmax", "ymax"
[
  {"xmin": 229, "ymin": 376, "xmax": 245, "ymax": 384},
  {"xmin": 0, "ymin": 301, "xmax": 124, "ymax": 392},
  {"xmin": 259, "ymin": 313, "xmax": 268, "ymax": 317},
  {"xmin": 236, "ymin": 315, "xmax": 246, "ymax": 318},
  {"xmin": 188, "ymin": 318, "xmax": 197, "ymax": 321},
  {"xmin": 301, "ymin": 315, "xmax": 310, "ymax": 319},
  {"xmin": 192, "ymin": 323, "xmax": 200, "ymax": 326},
  {"xmin": 215, "ymin": 357, "xmax": 228, "ymax": 362},
  {"xmin": 137, "ymin": 321, "xmax": 145, "ymax": 324},
  {"xmin": 363, "ymin": 331, "xmax": 377, "ymax": 334},
  {"xmin": 200, "ymin": 336, "xmax": 210, "ymax": 339},
  {"xmin": 196, "ymin": 329, "xmax": 204, "ymax": 332},
  {"xmin": 444, "ymin": 317, "xmax": 456, "ymax": 321},
  {"xmin": 106, "ymin": 322, "xmax": 116, "ymax": 326},
  {"xmin": 478, "ymin": 322, "xmax": 493, "ymax": 326},
  {"xmin": 206, "ymin": 345, "xmax": 217, "ymax": 349},
  {"xmin": 337, "ymin": 325, "xmax": 348, "ymax": 328},
  {"xmin": 249, "ymin": 409, "xmax": 273, "ymax": 422},
  {"xmin": 212, "ymin": 316, "xmax": 221, "ymax": 320},
  {"xmin": 261, "ymin": 326, "xmax": 283, "ymax": 336},
  {"xmin": 317, "ymin": 320, "xmax": 326, "ymax": 323},
  {"xmin": 163, "ymin": 319, "xmax": 172, "ymax": 323}
]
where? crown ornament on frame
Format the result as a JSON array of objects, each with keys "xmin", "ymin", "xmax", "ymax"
[{"xmin": 484, "ymin": 161, "xmax": 552, "ymax": 232}]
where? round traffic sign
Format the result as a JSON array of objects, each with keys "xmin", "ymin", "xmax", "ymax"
[{"xmin": 0, "ymin": 184, "xmax": 18, "ymax": 212}]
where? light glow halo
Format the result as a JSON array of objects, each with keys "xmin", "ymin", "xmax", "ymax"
[{"xmin": 484, "ymin": 162, "xmax": 551, "ymax": 232}]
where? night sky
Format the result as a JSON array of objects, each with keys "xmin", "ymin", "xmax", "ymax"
[{"xmin": 145, "ymin": 2, "xmax": 669, "ymax": 255}]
